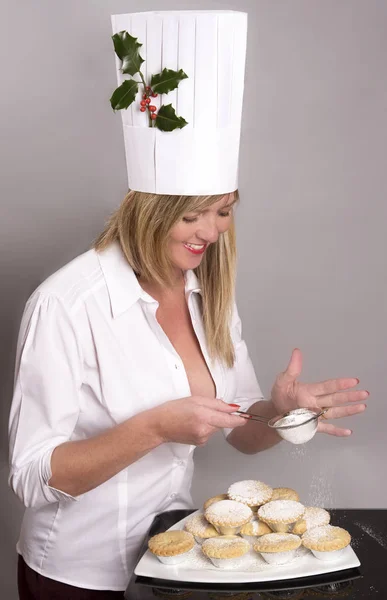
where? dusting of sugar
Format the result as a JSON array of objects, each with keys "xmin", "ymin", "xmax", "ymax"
[
  {"xmin": 303, "ymin": 507, "xmax": 330, "ymax": 529},
  {"xmin": 354, "ymin": 521, "xmax": 387, "ymax": 550},
  {"xmin": 258, "ymin": 500, "xmax": 305, "ymax": 522},
  {"xmin": 185, "ymin": 513, "xmax": 215, "ymax": 536},
  {"xmin": 205, "ymin": 500, "xmax": 252, "ymax": 525},
  {"xmin": 227, "ymin": 480, "xmax": 272, "ymax": 505},
  {"xmin": 302, "ymin": 525, "xmax": 349, "ymax": 544}
]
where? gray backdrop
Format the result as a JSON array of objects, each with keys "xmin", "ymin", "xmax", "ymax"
[{"xmin": 1, "ymin": 0, "xmax": 386, "ymax": 596}]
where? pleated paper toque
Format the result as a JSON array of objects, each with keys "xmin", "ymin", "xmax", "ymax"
[{"xmin": 111, "ymin": 10, "xmax": 248, "ymax": 195}]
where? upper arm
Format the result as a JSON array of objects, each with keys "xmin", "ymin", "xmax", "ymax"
[{"xmin": 8, "ymin": 292, "xmax": 83, "ymax": 505}]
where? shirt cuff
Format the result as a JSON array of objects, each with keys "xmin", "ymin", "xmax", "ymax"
[{"xmin": 42, "ymin": 445, "xmax": 83, "ymax": 503}]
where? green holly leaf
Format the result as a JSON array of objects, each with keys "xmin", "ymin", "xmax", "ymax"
[
  {"xmin": 155, "ymin": 104, "xmax": 188, "ymax": 132},
  {"xmin": 110, "ymin": 79, "xmax": 139, "ymax": 110},
  {"xmin": 112, "ymin": 31, "xmax": 144, "ymax": 76},
  {"xmin": 151, "ymin": 68, "xmax": 188, "ymax": 95}
]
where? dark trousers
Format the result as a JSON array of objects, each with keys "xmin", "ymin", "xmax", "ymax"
[{"xmin": 17, "ymin": 555, "xmax": 125, "ymax": 599}]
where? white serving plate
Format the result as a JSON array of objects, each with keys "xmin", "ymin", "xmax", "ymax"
[{"xmin": 134, "ymin": 510, "xmax": 361, "ymax": 584}]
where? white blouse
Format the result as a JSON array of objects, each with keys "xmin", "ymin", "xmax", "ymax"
[{"xmin": 8, "ymin": 241, "xmax": 263, "ymax": 591}]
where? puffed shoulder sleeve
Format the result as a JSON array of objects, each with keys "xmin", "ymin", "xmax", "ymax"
[
  {"xmin": 222, "ymin": 302, "xmax": 265, "ymax": 438},
  {"xmin": 8, "ymin": 292, "xmax": 83, "ymax": 508}
]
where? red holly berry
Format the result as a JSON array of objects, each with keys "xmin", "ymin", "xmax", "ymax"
[
  {"xmin": 151, "ymin": 113, "xmax": 157, "ymax": 120},
  {"xmin": 149, "ymin": 105, "xmax": 157, "ymax": 112},
  {"xmin": 140, "ymin": 100, "xmax": 146, "ymax": 107},
  {"xmin": 151, "ymin": 92, "xmax": 158, "ymax": 98},
  {"xmin": 145, "ymin": 98, "xmax": 151, "ymax": 105},
  {"xmin": 146, "ymin": 86, "xmax": 151, "ymax": 91},
  {"xmin": 140, "ymin": 107, "xmax": 146, "ymax": 112},
  {"xmin": 142, "ymin": 94, "xmax": 147, "ymax": 99}
]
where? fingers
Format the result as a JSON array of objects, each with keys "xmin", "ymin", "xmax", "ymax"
[
  {"xmin": 282, "ymin": 348, "xmax": 303, "ymax": 381},
  {"xmin": 207, "ymin": 411, "xmax": 248, "ymax": 429},
  {"xmin": 316, "ymin": 402, "xmax": 367, "ymax": 436},
  {"xmin": 319, "ymin": 403, "xmax": 367, "ymax": 420},
  {"xmin": 316, "ymin": 390, "xmax": 369, "ymax": 408},
  {"xmin": 317, "ymin": 422, "xmax": 352, "ymax": 436},
  {"xmin": 306, "ymin": 377, "xmax": 360, "ymax": 396}
]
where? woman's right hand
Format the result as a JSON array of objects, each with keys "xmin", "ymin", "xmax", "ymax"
[{"xmin": 149, "ymin": 396, "xmax": 248, "ymax": 446}]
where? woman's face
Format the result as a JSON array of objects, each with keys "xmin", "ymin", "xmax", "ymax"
[{"xmin": 167, "ymin": 194, "xmax": 235, "ymax": 274}]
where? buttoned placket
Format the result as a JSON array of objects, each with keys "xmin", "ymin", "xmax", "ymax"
[{"xmin": 139, "ymin": 293, "xmax": 191, "ymax": 398}]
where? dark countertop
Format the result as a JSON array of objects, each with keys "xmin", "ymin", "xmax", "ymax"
[{"xmin": 125, "ymin": 509, "xmax": 387, "ymax": 599}]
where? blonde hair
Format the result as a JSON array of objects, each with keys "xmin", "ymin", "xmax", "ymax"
[{"xmin": 94, "ymin": 190, "xmax": 238, "ymax": 367}]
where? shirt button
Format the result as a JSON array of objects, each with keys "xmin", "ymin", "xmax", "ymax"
[
  {"xmin": 175, "ymin": 364, "xmax": 179, "ymax": 369},
  {"xmin": 178, "ymin": 461, "xmax": 184, "ymax": 467},
  {"xmin": 170, "ymin": 493, "xmax": 177, "ymax": 499}
]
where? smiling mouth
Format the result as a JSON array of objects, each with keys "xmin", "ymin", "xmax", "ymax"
[{"xmin": 183, "ymin": 242, "xmax": 207, "ymax": 255}]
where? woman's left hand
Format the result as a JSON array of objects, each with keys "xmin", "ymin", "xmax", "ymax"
[{"xmin": 270, "ymin": 348, "xmax": 369, "ymax": 436}]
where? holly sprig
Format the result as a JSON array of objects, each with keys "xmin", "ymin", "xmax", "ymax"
[{"xmin": 111, "ymin": 31, "xmax": 188, "ymax": 132}]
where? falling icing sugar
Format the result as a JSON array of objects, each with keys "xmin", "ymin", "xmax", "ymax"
[{"xmin": 308, "ymin": 471, "xmax": 335, "ymax": 508}]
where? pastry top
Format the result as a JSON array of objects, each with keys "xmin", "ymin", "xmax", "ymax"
[
  {"xmin": 148, "ymin": 530, "xmax": 195, "ymax": 557},
  {"xmin": 184, "ymin": 513, "xmax": 219, "ymax": 538},
  {"xmin": 202, "ymin": 535, "xmax": 250, "ymax": 559},
  {"xmin": 292, "ymin": 507, "xmax": 330, "ymax": 535},
  {"xmin": 227, "ymin": 480, "xmax": 273, "ymax": 507},
  {"xmin": 271, "ymin": 487, "xmax": 300, "ymax": 502},
  {"xmin": 253, "ymin": 532, "xmax": 301, "ymax": 553},
  {"xmin": 203, "ymin": 494, "xmax": 228, "ymax": 511},
  {"xmin": 302, "ymin": 525, "xmax": 351, "ymax": 552},
  {"xmin": 240, "ymin": 517, "xmax": 272, "ymax": 536},
  {"xmin": 205, "ymin": 499, "xmax": 253, "ymax": 527},
  {"xmin": 258, "ymin": 500, "xmax": 305, "ymax": 524}
]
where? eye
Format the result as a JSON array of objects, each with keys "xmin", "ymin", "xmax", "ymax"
[
  {"xmin": 219, "ymin": 211, "xmax": 231, "ymax": 217},
  {"xmin": 182, "ymin": 216, "xmax": 198, "ymax": 223}
]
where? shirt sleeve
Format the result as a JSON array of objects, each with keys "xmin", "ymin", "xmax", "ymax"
[
  {"xmin": 8, "ymin": 292, "xmax": 83, "ymax": 508},
  {"xmin": 223, "ymin": 302, "xmax": 265, "ymax": 438}
]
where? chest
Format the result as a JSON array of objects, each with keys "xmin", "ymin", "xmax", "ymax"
[{"xmin": 155, "ymin": 298, "xmax": 216, "ymax": 399}]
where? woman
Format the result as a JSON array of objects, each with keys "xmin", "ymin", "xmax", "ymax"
[
  {"xmin": 9, "ymin": 9, "xmax": 368, "ymax": 599},
  {"xmin": 9, "ymin": 189, "xmax": 367, "ymax": 598}
]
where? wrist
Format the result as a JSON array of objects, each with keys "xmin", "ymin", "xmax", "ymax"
[{"xmin": 130, "ymin": 406, "xmax": 166, "ymax": 448}]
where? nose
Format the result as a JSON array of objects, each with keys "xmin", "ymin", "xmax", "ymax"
[{"xmin": 196, "ymin": 218, "xmax": 219, "ymax": 244}]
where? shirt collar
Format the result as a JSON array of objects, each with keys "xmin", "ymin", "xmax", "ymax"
[
  {"xmin": 97, "ymin": 242, "xmax": 202, "ymax": 319},
  {"xmin": 184, "ymin": 268, "xmax": 202, "ymax": 295}
]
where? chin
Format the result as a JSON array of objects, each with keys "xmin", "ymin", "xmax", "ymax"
[{"xmin": 174, "ymin": 255, "xmax": 204, "ymax": 271}]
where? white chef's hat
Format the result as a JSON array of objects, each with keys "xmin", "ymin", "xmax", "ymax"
[{"xmin": 111, "ymin": 10, "xmax": 248, "ymax": 196}]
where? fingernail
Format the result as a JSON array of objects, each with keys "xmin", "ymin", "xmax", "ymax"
[
  {"xmin": 230, "ymin": 404, "xmax": 240, "ymax": 408},
  {"xmin": 356, "ymin": 378, "xmax": 360, "ymax": 384}
]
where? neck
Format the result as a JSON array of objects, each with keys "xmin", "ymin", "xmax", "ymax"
[{"xmin": 138, "ymin": 269, "xmax": 186, "ymax": 299}]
